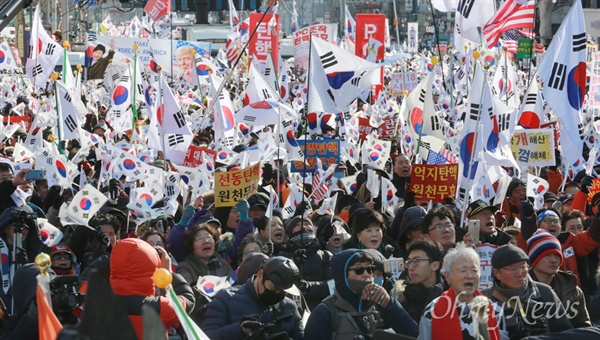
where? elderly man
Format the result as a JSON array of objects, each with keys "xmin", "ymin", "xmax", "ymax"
[
  {"xmin": 391, "ymin": 153, "xmax": 412, "ymax": 199},
  {"xmin": 419, "ymin": 243, "xmax": 508, "ymax": 339},
  {"xmin": 482, "ymin": 244, "xmax": 573, "ymax": 339}
]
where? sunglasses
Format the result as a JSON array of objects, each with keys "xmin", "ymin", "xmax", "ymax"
[{"xmin": 349, "ymin": 265, "xmax": 376, "ymax": 275}]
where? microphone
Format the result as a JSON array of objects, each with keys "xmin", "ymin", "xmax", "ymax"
[{"xmin": 384, "ymin": 244, "xmax": 395, "ymax": 257}]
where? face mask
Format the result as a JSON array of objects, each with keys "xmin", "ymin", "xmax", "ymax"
[
  {"xmin": 347, "ymin": 279, "xmax": 372, "ymax": 295},
  {"xmin": 374, "ymin": 277, "xmax": 384, "ymax": 286},
  {"xmin": 289, "ymin": 231, "xmax": 316, "ymax": 247},
  {"xmin": 258, "ymin": 280, "xmax": 286, "ymax": 306}
]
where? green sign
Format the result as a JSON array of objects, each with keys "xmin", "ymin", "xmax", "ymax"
[{"xmin": 516, "ymin": 39, "xmax": 534, "ymax": 59}]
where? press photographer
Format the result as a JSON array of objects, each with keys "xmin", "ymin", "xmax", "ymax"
[{"xmin": 0, "ymin": 206, "xmax": 50, "ymax": 313}]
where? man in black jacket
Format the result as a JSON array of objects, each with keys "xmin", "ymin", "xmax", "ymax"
[{"xmin": 201, "ymin": 256, "xmax": 304, "ymax": 339}]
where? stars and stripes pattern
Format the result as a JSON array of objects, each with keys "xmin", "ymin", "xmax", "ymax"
[{"xmin": 482, "ymin": 0, "xmax": 535, "ymax": 48}]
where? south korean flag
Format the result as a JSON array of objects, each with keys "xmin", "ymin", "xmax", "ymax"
[{"xmin": 526, "ymin": 173, "xmax": 549, "ymax": 210}]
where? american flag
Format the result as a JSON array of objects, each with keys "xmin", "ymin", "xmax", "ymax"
[
  {"xmin": 440, "ymin": 148, "xmax": 459, "ymax": 164},
  {"xmin": 501, "ymin": 29, "xmax": 545, "ymax": 54},
  {"xmin": 427, "ymin": 149, "xmax": 448, "ymax": 165},
  {"xmin": 483, "ymin": 0, "xmax": 535, "ymax": 48}
]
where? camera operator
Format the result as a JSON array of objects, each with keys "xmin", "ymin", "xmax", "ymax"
[
  {"xmin": 0, "ymin": 206, "xmax": 49, "ymax": 312},
  {"xmin": 48, "ymin": 244, "xmax": 82, "ymax": 326},
  {"xmin": 201, "ymin": 256, "xmax": 304, "ymax": 339}
]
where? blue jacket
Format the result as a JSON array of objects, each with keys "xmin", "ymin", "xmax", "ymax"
[
  {"xmin": 304, "ymin": 249, "xmax": 418, "ymax": 339},
  {"xmin": 201, "ymin": 277, "xmax": 304, "ymax": 339}
]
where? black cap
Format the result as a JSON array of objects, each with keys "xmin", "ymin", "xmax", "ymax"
[
  {"xmin": 558, "ymin": 193, "xmax": 574, "ymax": 203},
  {"xmin": 262, "ymin": 256, "xmax": 300, "ymax": 290},
  {"xmin": 196, "ymin": 214, "xmax": 222, "ymax": 227},
  {"xmin": 466, "ymin": 200, "xmax": 499, "ymax": 218},
  {"xmin": 543, "ymin": 192, "xmax": 558, "ymax": 202},
  {"xmin": 247, "ymin": 193, "xmax": 268, "ymax": 210},
  {"xmin": 507, "ymin": 178, "xmax": 526, "ymax": 196},
  {"xmin": 399, "ymin": 206, "xmax": 427, "ymax": 234},
  {"xmin": 236, "ymin": 253, "xmax": 269, "ymax": 285},
  {"xmin": 491, "ymin": 244, "xmax": 528, "ymax": 269}
]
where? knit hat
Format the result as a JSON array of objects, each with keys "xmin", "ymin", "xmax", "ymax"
[
  {"xmin": 527, "ymin": 229, "xmax": 564, "ymax": 269},
  {"xmin": 284, "ymin": 216, "xmax": 313, "ymax": 236},
  {"xmin": 491, "ymin": 244, "xmax": 528, "ymax": 269}
]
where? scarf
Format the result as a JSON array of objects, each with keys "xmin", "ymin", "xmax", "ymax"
[
  {"xmin": 432, "ymin": 288, "xmax": 500, "ymax": 340},
  {"xmin": 184, "ymin": 253, "xmax": 224, "ymax": 278}
]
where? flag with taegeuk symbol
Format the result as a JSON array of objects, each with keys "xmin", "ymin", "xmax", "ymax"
[
  {"xmin": 526, "ymin": 173, "xmax": 549, "ymax": 210},
  {"xmin": 66, "ymin": 184, "xmax": 109, "ymax": 226}
]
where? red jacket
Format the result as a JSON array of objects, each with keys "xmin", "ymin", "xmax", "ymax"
[{"xmin": 110, "ymin": 238, "xmax": 183, "ymax": 339}]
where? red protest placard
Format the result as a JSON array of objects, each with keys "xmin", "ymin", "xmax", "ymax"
[
  {"xmin": 183, "ymin": 146, "xmax": 216, "ymax": 168},
  {"xmin": 249, "ymin": 13, "xmax": 279, "ymax": 70},
  {"xmin": 410, "ymin": 164, "xmax": 459, "ymax": 203},
  {"xmin": 2, "ymin": 116, "xmax": 30, "ymax": 131}
]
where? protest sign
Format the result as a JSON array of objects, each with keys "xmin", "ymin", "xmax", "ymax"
[
  {"xmin": 290, "ymin": 139, "xmax": 340, "ymax": 173},
  {"xmin": 214, "ymin": 162, "xmax": 261, "ymax": 207},
  {"xmin": 183, "ymin": 146, "xmax": 217, "ymax": 168},
  {"xmin": 476, "ymin": 244, "xmax": 499, "ymax": 290},
  {"xmin": 586, "ymin": 178, "xmax": 600, "ymax": 201},
  {"xmin": 410, "ymin": 164, "xmax": 459, "ymax": 202},
  {"xmin": 358, "ymin": 116, "xmax": 396, "ymax": 141},
  {"xmin": 510, "ymin": 128, "xmax": 556, "ymax": 167},
  {"xmin": 293, "ymin": 24, "xmax": 337, "ymax": 76},
  {"xmin": 589, "ymin": 52, "xmax": 600, "ymax": 109},
  {"xmin": 249, "ymin": 13, "xmax": 279, "ymax": 70},
  {"xmin": 390, "ymin": 72, "xmax": 418, "ymax": 95},
  {"xmin": 89, "ymin": 33, "xmax": 211, "ymax": 78}
]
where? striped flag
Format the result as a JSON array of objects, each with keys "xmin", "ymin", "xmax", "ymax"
[
  {"xmin": 440, "ymin": 148, "xmax": 459, "ymax": 164},
  {"xmin": 166, "ymin": 287, "xmax": 210, "ymax": 339},
  {"xmin": 427, "ymin": 149, "xmax": 448, "ymax": 165},
  {"xmin": 483, "ymin": 0, "xmax": 535, "ymax": 48}
]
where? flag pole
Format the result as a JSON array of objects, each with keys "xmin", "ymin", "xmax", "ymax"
[
  {"xmin": 50, "ymin": 72, "xmax": 64, "ymax": 155},
  {"xmin": 132, "ymin": 44, "xmax": 139, "ymax": 130},
  {"xmin": 459, "ymin": 54, "xmax": 483, "ymax": 231},
  {"xmin": 201, "ymin": 0, "xmax": 279, "ymax": 127},
  {"xmin": 62, "ymin": 41, "xmax": 69, "ymax": 83},
  {"xmin": 301, "ymin": 34, "xmax": 312, "ymax": 207},
  {"xmin": 170, "ymin": 11, "xmax": 173, "ymax": 82},
  {"xmin": 428, "ymin": 0, "xmax": 446, "ymax": 90}
]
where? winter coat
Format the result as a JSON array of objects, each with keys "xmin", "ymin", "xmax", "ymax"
[
  {"xmin": 395, "ymin": 280, "xmax": 444, "ymax": 323},
  {"xmin": 87, "ymin": 50, "xmax": 115, "ymax": 80},
  {"xmin": 200, "ymin": 277, "xmax": 304, "ymax": 339},
  {"xmin": 529, "ymin": 270, "xmax": 591, "ymax": 328},
  {"xmin": 304, "ymin": 249, "xmax": 418, "ymax": 339},
  {"xmin": 483, "ymin": 278, "xmax": 573, "ymax": 339},
  {"xmin": 110, "ymin": 238, "xmax": 194, "ymax": 339},
  {"xmin": 176, "ymin": 253, "xmax": 233, "ymax": 285},
  {"xmin": 278, "ymin": 240, "xmax": 333, "ymax": 310}
]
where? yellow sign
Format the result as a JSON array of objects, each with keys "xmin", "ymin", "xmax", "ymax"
[
  {"xmin": 510, "ymin": 128, "xmax": 555, "ymax": 167},
  {"xmin": 214, "ymin": 162, "xmax": 261, "ymax": 207}
]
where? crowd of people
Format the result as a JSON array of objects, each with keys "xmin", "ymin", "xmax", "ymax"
[{"xmin": 0, "ymin": 5, "xmax": 600, "ymax": 340}]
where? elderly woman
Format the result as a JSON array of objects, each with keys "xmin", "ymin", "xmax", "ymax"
[
  {"xmin": 343, "ymin": 207, "xmax": 401, "ymax": 258},
  {"xmin": 176, "ymin": 224, "xmax": 233, "ymax": 285},
  {"xmin": 419, "ymin": 243, "xmax": 508, "ymax": 340}
]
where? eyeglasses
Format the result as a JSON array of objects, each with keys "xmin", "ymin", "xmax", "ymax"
[
  {"xmin": 349, "ymin": 265, "xmax": 376, "ymax": 275},
  {"xmin": 406, "ymin": 257, "xmax": 432, "ymax": 267},
  {"xmin": 52, "ymin": 253, "xmax": 71, "ymax": 261},
  {"xmin": 428, "ymin": 223, "xmax": 454, "ymax": 232},
  {"xmin": 541, "ymin": 218, "xmax": 560, "ymax": 225},
  {"xmin": 194, "ymin": 236, "xmax": 214, "ymax": 243},
  {"xmin": 500, "ymin": 264, "xmax": 530, "ymax": 274}
]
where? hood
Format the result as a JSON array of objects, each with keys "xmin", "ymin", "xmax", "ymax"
[
  {"xmin": 331, "ymin": 249, "xmax": 367, "ymax": 308},
  {"xmin": 110, "ymin": 238, "xmax": 159, "ymax": 296}
]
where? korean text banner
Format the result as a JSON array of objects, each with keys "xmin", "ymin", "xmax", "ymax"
[
  {"xmin": 183, "ymin": 146, "xmax": 217, "ymax": 168},
  {"xmin": 586, "ymin": 178, "xmax": 600, "ymax": 201},
  {"xmin": 357, "ymin": 117, "xmax": 395, "ymax": 141},
  {"xmin": 291, "ymin": 139, "xmax": 341, "ymax": 173},
  {"xmin": 214, "ymin": 162, "xmax": 261, "ymax": 207},
  {"xmin": 476, "ymin": 244, "xmax": 499, "ymax": 290},
  {"xmin": 89, "ymin": 33, "xmax": 211, "ymax": 77},
  {"xmin": 293, "ymin": 23, "xmax": 338, "ymax": 76},
  {"xmin": 390, "ymin": 72, "xmax": 418, "ymax": 95},
  {"xmin": 249, "ymin": 13, "xmax": 279, "ymax": 70},
  {"xmin": 510, "ymin": 128, "xmax": 556, "ymax": 167},
  {"xmin": 410, "ymin": 164, "xmax": 459, "ymax": 202}
]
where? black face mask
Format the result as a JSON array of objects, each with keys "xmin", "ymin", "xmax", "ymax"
[
  {"xmin": 347, "ymin": 279, "xmax": 372, "ymax": 296},
  {"xmin": 259, "ymin": 279, "xmax": 286, "ymax": 306}
]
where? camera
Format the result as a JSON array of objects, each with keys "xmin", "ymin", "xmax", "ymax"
[
  {"xmin": 10, "ymin": 208, "xmax": 38, "ymax": 232},
  {"xmin": 50, "ymin": 275, "xmax": 84, "ymax": 325}
]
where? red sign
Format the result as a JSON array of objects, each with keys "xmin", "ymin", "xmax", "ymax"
[
  {"xmin": 355, "ymin": 14, "xmax": 385, "ymax": 100},
  {"xmin": 249, "ymin": 13, "xmax": 280, "ymax": 70},
  {"xmin": 540, "ymin": 121, "xmax": 560, "ymax": 148},
  {"xmin": 2, "ymin": 116, "xmax": 30, "ymax": 131},
  {"xmin": 144, "ymin": 0, "xmax": 171, "ymax": 22},
  {"xmin": 183, "ymin": 146, "xmax": 217, "ymax": 168},
  {"xmin": 358, "ymin": 116, "xmax": 396, "ymax": 141},
  {"xmin": 410, "ymin": 164, "xmax": 459, "ymax": 203}
]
